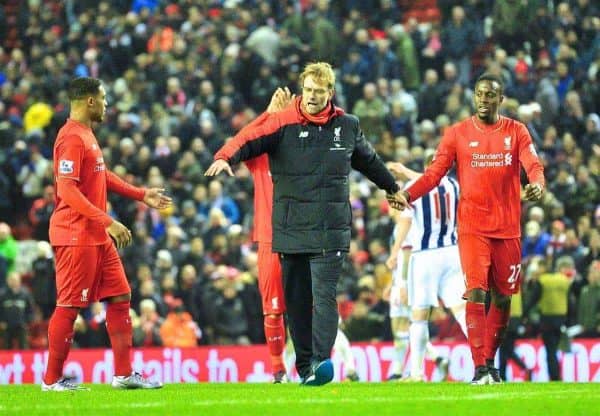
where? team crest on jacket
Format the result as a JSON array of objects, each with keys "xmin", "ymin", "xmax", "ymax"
[{"xmin": 331, "ymin": 126, "xmax": 345, "ymax": 150}]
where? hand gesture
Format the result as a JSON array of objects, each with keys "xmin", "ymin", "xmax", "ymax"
[
  {"xmin": 386, "ymin": 190, "xmax": 410, "ymax": 211},
  {"xmin": 143, "ymin": 188, "xmax": 172, "ymax": 210},
  {"xmin": 107, "ymin": 220, "xmax": 132, "ymax": 249},
  {"xmin": 524, "ymin": 183, "xmax": 543, "ymax": 201},
  {"xmin": 267, "ymin": 87, "xmax": 295, "ymax": 113},
  {"xmin": 205, "ymin": 159, "xmax": 233, "ymax": 177}
]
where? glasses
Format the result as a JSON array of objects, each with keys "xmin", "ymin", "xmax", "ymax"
[{"xmin": 302, "ymin": 86, "xmax": 329, "ymax": 96}]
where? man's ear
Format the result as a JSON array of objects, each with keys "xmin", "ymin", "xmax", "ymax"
[{"xmin": 87, "ymin": 96, "xmax": 95, "ymax": 107}]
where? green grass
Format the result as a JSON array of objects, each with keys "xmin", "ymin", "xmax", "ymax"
[{"xmin": 0, "ymin": 382, "xmax": 597, "ymax": 416}]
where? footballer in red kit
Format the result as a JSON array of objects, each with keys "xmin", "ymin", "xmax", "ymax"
[
  {"xmin": 43, "ymin": 77, "xmax": 171, "ymax": 391},
  {"xmin": 390, "ymin": 73, "xmax": 545, "ymax": 384}
]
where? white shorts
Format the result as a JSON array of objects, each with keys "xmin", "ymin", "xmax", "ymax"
[{"xmin": 407, "ymin": 245, "xmax": 465, "ymax": 309}]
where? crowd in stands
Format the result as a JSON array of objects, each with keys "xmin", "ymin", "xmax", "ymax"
[{"xmin": 0, "ymin": 0, "xmax": 599, "ymax": 356}]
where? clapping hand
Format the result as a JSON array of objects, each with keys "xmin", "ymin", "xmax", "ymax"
[{"xmin": 267, "ymin": 87, "xmax": 295, "ymax": 113}]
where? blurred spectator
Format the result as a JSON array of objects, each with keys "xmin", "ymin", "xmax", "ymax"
[
  {"xmin": 159, "ymin": 301, "xmax": 200, "ymax": 348},
  {"xmin": 577, "ymin": 261, "xmax": 600, "ymax": 337},
  {"xmin": 522, "ymin": 220, "xmax": 551, "ymax": 260},
  {"xmin": 133, "ymin": 299, "xmax": 163, "ymax": 347},
  {"xmin": 0, "ymin": 223, "xmax": 18, "ymax": 281},
  {"xmin": 0, "ymin": 272, "xmax": 35, "ymax": 349},
  {"xmin": 524, "ymin": 255, "xmax": 575, "ymax": 381},
  {"xmin": 29, "ymin": 241, "xmax": 55, "ymax": 319},
  {"xmin": 28, "ymin": 184, "xmax": 55, "ymax": 241},
  {"xmin": 352, "ymin": 82, "xmax": 387, "ymax": 143},
  {"xmin": 210, "ymin": 269, "xmax": 251, "ymax": 345}
]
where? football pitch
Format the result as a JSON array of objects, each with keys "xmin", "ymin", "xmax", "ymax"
[{"xmin": 0, "ymin": 382, "xmax": 596, "ymax": 416}]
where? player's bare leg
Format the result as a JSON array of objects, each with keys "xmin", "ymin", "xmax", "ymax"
[
  {"xmin": 334, "ymin": 326, "xmax": 359, "ymax": 381},
  {"xmin": 388, "ymin": 316, "xmax": 409, "ymax": 380},
  {"xmin": 407, "ymin": 307, "xmax": 430, "ymax": 381}
]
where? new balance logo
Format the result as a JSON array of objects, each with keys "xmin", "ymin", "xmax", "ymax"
[
  {"xmin": 469, "ymin": 141, "xmax": 479, "ymax": 147},
  {"xmin": 299, "ymin": 131, "xmax": 309, "ymax": 138}
]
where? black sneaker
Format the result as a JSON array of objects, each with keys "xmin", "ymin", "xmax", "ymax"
[
  {"xmin": 387, "ymin": 373, "xmax": 403, "ymax": 381},
  {"xmin": 273, "ymin": 370, "xmax": 288, "ymax": 384},
  {"xmin": 470, "ymin": 366, "xmax": 489, "ymax": 385},
  {"xmin": 344, "ymin": 370, "xmax": 359, "ymax": 382},
  {"xmin": 487, "ymin": 365, "xmax": 502, "ymax": 384}
]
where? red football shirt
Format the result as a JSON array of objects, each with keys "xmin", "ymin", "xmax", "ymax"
[
  {"xmin": 50, "ymin": 119, "xmax": 145, "ymax": 245},
  {"xmin": 215, "ymin": 113, "xmax": 273, "ymax": 243},
  {"xmin": 406, "ymin": 116, "xmax": 545, "ymax": 238}
]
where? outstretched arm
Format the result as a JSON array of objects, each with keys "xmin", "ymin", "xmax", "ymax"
[
  {"xmin": 205, "ymin": 87, "xmax": 294, "ymax": 177},
  {"xmin": 387, "ymin": 162, "xmax": 422, "ymax": 181}
]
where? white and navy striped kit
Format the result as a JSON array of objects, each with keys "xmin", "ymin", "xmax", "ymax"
[
  {"xmin": 403, "ymin": 176, "xmax": 459, "ymax": 251},
  {"xmin": 400, "ymin": 176, "xmax": 465, "ymax": 309}
]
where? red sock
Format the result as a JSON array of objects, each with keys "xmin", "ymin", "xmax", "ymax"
[
  {"xmin": 466, "ymin": 302, "xmax": 486, "ymax": 367},
  {"xmin": 264, "ymin": 314, "xmax": 285, "ymax": 373},
  {"xmin": 44, "ymin": 307, "xmax": 78, "ymax": 385},
  {"xmin": 484, "ymin": 302, "xmax": 511, "ymax": 362},
  {"xmin": 106, "ymin": 301, "xmax": 133, "ymax": 376}
]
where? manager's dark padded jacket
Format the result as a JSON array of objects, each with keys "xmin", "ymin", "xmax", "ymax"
[{"xmin": 221, "ymin": 98, "xmax": 399, "ymax": 254}]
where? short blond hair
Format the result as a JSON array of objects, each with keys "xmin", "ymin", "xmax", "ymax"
[{"xmin": 299, "ymin": 62, "xmax": 335, "ymax": 90}]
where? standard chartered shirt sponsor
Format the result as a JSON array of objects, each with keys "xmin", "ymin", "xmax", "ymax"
[{"xmin": 471, "ymin": 152, "xmax": 512, "ymax": 168}]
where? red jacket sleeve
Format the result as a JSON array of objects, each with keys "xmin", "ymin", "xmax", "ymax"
[
  {"xmin": 406, "ymin": 127, "xmax": 457, "ymax": 202},
  {"xmin": 56, "ymin": 178, "xmax": 114, "ymax": 227},
  {"xmin": 517, "ymin": 123, "xmax": 545, "ymax": 189},
  {"xmin": 106, "ymin": 170, "xmax": 146, "ymax": 201}
]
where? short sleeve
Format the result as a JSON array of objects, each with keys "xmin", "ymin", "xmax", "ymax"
[{"xmin": 55, "ymin": 135, "xmax": 84, "ymax": 181}]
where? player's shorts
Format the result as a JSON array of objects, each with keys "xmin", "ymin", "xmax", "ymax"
[
  {"xmin": 407, "ymin": 245, "xmax": 465, "ymax": 309},
  {"xmin": 458, "ymin": 233, "xmax": 522, "ymax": 296},
  {"xmin": 53, "ymin": 240, "xmax": 131, "ymax": 308},
  {"xmin": 257, "ymin": 241, "xmax": 285, "ymax": 315}
]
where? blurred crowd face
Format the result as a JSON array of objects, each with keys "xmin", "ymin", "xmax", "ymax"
[
  {"xmin": 473, "ymin": 80, "xmax": 503, "ymax": 124},
  {"xmin": 301, "ymin": 75, "xmax": 333, "ymax": 115}
]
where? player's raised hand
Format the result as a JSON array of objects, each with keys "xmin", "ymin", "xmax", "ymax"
[
  {"xmin": 387, "ymin": 190, "xmax": 410, "ymax": 211},
  {"xmin": 267, "ymin": 87, "xmax": 295, "ymax": 113},
  {"xmin": 524, "ymin": 183, "xmax": 544, "ymax": 201},
  {"xmin": 204, "ymin": 159, "xmax": 233, "ymax": 177},
  {"xmin": 143, "ymin": 188, "xmax": 172, "ymax": 209},
  {"xmin": 107, "ymin": 220, "xmax": 132, "ymax": 249}
]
